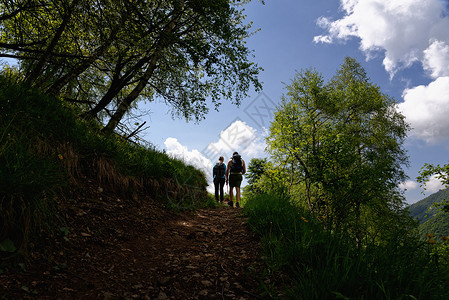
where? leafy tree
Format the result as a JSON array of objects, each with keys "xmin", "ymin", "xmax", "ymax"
[
  {"xmin": 0, "ymin": 0, "xmax": 262, "ymax": 135},
  {"xmin": 246, "ymin": 158, "xmax": 267, "ymax": 185},
  {"xmin": 266, "ymin": 57, "xmax": 411, "ymax": 243},
  {"xmin": 244, "ymin": 157, "xmax": 269, "ymax": 195}
]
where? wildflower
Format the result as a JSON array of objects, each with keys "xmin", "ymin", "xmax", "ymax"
[
  {"xmin": 428, "ymin": 239, "xmax": 437, "ymax": 244},
  {"xmin": 301, "ymin": 216, "xmax": 308, "ymax": 222},
  {"xmin": 58, "ymin": 154, "xmax": 63, "ymax": 160},
  {"xmin": 442, "ymin": 236, "xmax": 449, "ymax": 242},
  {"xmin": 426, "ymin": 233, "xmax": 435, "ymax": 238}
]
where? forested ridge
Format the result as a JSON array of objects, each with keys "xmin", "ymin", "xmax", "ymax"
[
  {"xmin": 408, "ymin": 189, "xmax": 449, "ymax": 238},
  {"xmin": 2, "ymin": 1, "xmax": 449, "ymax": 299},
  {"xmin": 408, "ymin": 189, "xmax": 449, "ymax": 223}
]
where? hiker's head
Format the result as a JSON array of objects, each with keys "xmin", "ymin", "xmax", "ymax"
[
  {"xmin": 232, "ymin": 152, "xmax": 241, "ymax": 160},
  {"xmin": 219, "ymin": 156, "xmax": 224, "ymax": 162}
]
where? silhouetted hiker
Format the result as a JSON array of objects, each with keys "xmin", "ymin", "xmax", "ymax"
[
  {"xmin": 225, "ymin": 152, "xmax": 246, "ymax": 208},
  {"xmin": 213, "ymin": 156, "xmax": 226, "ymax": 203}
]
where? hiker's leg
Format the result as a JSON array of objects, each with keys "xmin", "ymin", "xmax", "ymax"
[
  {"xmin": 219, "ymin": 178, "xmax": 225, "ymax": 202},
  {"xmin": 229, "ymin": 186, "xmax": 234, "ymax": 202},
  {"xmin": 235, "ymin": 174, "xmax": 242, "ymax": 204},
  {"xmin": 214, "ymin": 180, "xmax": 219, "ymax": 202},
  {"xmin": 236, "ymin": 187, "xmax": 241, "ymax": 203}
]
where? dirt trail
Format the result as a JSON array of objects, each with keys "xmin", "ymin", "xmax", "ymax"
[{"xmin": 0, "ymin": 185, "xmax": 266, "ymax": 299}]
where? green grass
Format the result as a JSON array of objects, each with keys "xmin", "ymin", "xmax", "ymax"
[{"xmin": 244, "ymin": 192, "xmax": 449, "ymax": 299}]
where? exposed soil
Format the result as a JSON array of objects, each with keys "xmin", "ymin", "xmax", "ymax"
[{"xmin": 0, "ymin": 182, "xmax": 268, "ymax": 299}]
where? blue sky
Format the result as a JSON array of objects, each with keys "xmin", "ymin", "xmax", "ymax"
[{"xmin": 138, "ymin": 0, "xmax": 449, "ymax": 203}]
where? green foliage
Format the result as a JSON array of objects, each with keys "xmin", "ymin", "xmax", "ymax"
[
  {"xmin": 418, "ymin": 163, "xmax": 449, "ymax": 212},
  {"xmin": 243, "ymin": 157, "xmax": 270, "ymax": 196},
  {"xmin": 428, "ymin": 238, "xmax": 449, "ymax": 271},
  {"xmin": 0, "ymin": 0, "xmax": 262, "ymax": 134},
  {"xmin": 243, "ymin": 158, "xmax": 292, "ymax": 199},
  {"xmin": 244, "ymin": 193, "xmax": 449, "ymax": 299},
  {"xmin": 0, "ymin": 75, "xmax": 209, "ymax": 255},
  {"xmin": 266, "ymin": 57, "xmax": 410, "ymax": 243},
  {"xmin": 418, "ymin": 163, "xmax": 449, "ymax": 188},
  {"xmin": 0, "ymin": 75, "xmax": 67, "ymax": 249},
  {"xmin": 419, "ymin": 214, "xmax": 449, "ymax": 238},
  {"xmin": 246, "ymin": 158, "xmax": 268, "ymax": 187},
  {"xmin": 0, "ymin": 239, "xmax": 16, "ymax": 253}
]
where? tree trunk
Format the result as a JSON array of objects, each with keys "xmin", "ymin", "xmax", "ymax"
[
  {"xmin": 102, "ymin": 50, "xmax": 161, "ymax": 134},
  {"xmin": 82, "ymin": 52, "xmax": 149, "ymax": 120},
  {"xmin": 83, "ymin": 33, "xmax": 172, "ymax": 119},
  {"xmin": 101, "ymin": 2, "xmax": 183, "ymax": 134},
  {"xmin": 25, "ymin": 0, "xmax": 79, "ymax": 86},
  {"xmin": 82, "ymin": 77, "xmax": 126, "ymax": 119},
  {"xmin": 46, "ymin": 40, "xmax": 112, "ymax": 96}
]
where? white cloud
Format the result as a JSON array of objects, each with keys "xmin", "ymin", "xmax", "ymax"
[
  {"xmin": 207, "ymin": 120, "xmax": 266, "ymax": 160},
  {"xmin": 423, "ymin": 174, "xmax": 446, "ymax": 193},
  {"xmin": 164, "ymin": 137, "xmax": 213, "ymax": 191},
  {"xmin": 315, "ymin": 0, "xmax": 449, "ymax": 143},
  {"xmin": 164, "ymin": 120, "xmax": 266, "ymax": 194},
  {"xmin": 398, "ymin": 180, "xmax": 419, "ymax": 191},
  {"xmin": 398, "ymin": 76, "xmax": 449, "ymax": 142},
  {"xmin": 314, "ymin": 0, "xmax": 449, "ymax": 76},
  {"xmin": 423, "ymin": 39, "xmax": 449, "ymax": 78},
  {"xmin": 164, "ymin": 137, "xmax": 212, "ymax": 171}
]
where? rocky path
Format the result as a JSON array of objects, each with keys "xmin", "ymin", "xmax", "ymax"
[{"xmin": 0, "ymin": 187, "xmax": 266, "ymax": 299}]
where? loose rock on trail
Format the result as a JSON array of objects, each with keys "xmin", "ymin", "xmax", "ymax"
[{"xmin": 0, "ymin": 184, "xmax": 266, "ymax": 299}]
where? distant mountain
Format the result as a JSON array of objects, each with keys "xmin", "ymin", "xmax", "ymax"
[
  {"xmin": 408, "ymin": 189, "xmax": 449, "ymax": 222},
  {"xmin": 408, "ymin": 189, "xmax": 449, "ymax": 237}
]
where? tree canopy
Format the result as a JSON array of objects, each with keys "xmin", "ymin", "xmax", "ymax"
[
  {"xmin": 264, "ymin": 57, "xmax": 411, "ymax": 243},
  {"xmin": 0, "ymin": 0, "xmax": 262, "ymax": 135}
]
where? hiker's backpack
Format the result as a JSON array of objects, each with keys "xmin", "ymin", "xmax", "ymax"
[
  {"xmin": 213, "ymin": 163, "xmax": 225, "ymax": 178},
  {"xmin": 230, "ymin": 154, "xmax": 243, "ymax": 173}
]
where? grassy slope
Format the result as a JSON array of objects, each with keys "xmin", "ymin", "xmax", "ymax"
[
  {"xmin": 244, "ymin": 193, "xmax": 449, "ymax": 299},
  {"xmin": 0, "ymin": 76, "xmax": 213, "ymax": 257}
]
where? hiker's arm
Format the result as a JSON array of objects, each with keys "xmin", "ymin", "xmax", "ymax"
[
  {"xmin": 242, "ymin": 160, "xmax": 246, "ymax": 175},
  {"xmin": 225, "ymin": 162, "xmax": 230, "ymax": 183}
]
